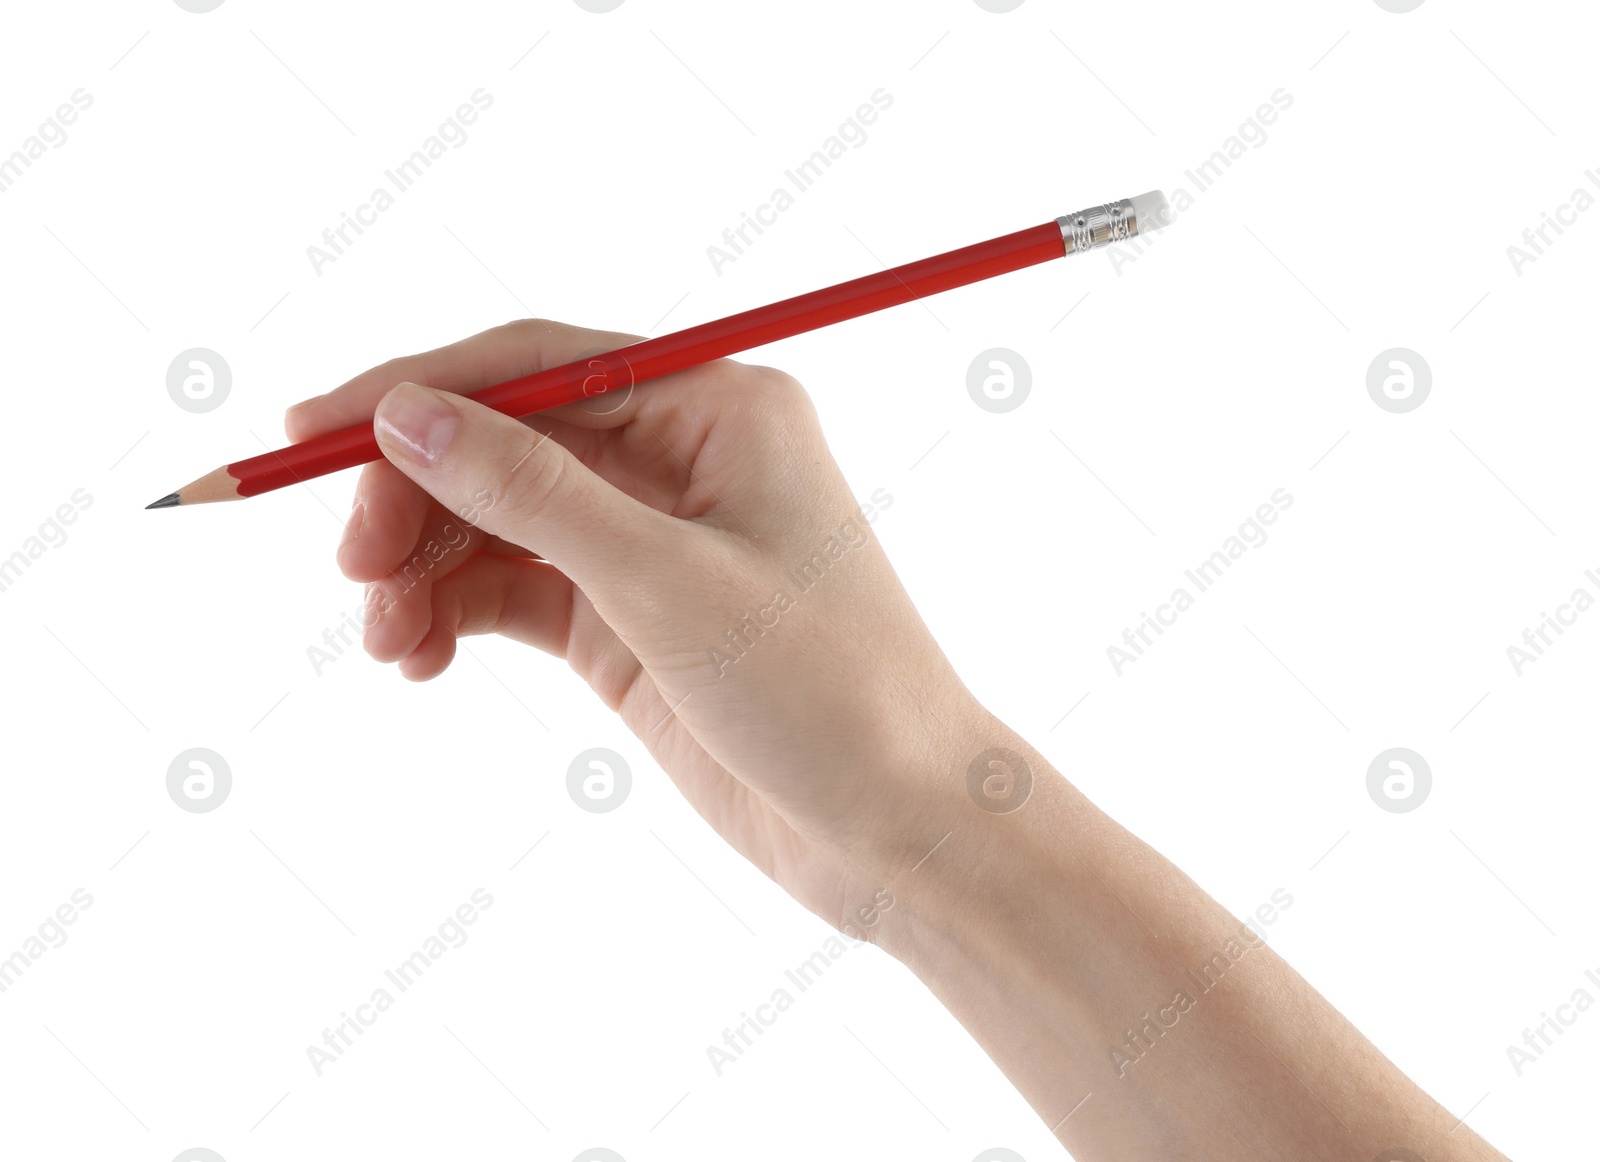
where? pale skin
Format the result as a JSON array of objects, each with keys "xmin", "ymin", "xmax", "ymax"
[{"xmin": 286, "ymin": 320, "xmax": 1510, "ymax": 1160}]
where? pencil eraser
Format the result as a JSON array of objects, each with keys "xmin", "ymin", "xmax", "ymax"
[{"xmin": 1129, "ymin": 190, "xmax": 1173, "ymax": 235}]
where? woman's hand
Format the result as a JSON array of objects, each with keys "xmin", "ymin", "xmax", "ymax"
[{"xmin": 285, "ymin": 318, "xmax": 982, "ymax": 939}]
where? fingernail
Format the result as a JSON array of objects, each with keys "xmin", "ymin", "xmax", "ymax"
[
  {"xmin": 287, "ymin": 394, "xmax": 323, "ymax": 414},
  {"xmin": 341, "ymin": 500, "xmax": 366, "ymax": 549},
  {"xmin": 375, "ymin": 382, "xmax": 459, "ymax": 466}
]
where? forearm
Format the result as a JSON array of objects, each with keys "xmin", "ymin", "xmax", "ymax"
[{"xmin": 865, "ymin": 707, "xmax": 1509, "ymax": 1161}]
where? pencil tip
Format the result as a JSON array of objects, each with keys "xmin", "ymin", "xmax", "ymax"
[{"xmin": 145, "ymin": 492, "xmax": 181, "ymax": 510}]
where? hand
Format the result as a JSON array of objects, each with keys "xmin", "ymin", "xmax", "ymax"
[
  {"xmin": 285, "ymin": 319, "xmax": 980, "ymax": 937},
  {"xmin": 287, "ymin": 319, "xmax": 1513, "ymax": 1160}
]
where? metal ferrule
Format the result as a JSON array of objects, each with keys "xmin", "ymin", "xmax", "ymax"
[{"xmin": 1056, "ymin": 199, "xmax": 1138, "ymax": 255}]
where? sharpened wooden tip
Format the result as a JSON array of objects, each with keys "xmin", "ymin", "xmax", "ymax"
[{"xmin": 145, "ymin": 465, "xmax": 244, "ymax": 509}]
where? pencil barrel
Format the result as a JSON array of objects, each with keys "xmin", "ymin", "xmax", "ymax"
[{"xmin": 228, "ymin": 221, "xmax": 1067, "ymax": 497}]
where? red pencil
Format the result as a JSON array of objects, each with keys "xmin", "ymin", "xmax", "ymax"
[{"xmin": 148, "ymin": 190, "xmax": 1170, "ymax": 509}]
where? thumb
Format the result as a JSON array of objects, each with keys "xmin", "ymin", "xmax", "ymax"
[{"xmin": 373, "ymin": 381, "xmax": 676, "ymax": 590}]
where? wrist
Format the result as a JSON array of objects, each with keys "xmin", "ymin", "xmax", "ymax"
[{"xmin": 848, "ymin": 698, "xmax": 1082, "ymax": 966}]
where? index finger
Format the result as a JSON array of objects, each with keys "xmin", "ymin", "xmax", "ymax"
[{"xmin": 284, "ymin": 318, "xmax": 643, "ymax": 443}]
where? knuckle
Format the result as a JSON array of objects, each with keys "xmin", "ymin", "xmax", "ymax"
[
  {"xmin": 749, "ymin": 364, "xmax": 806, "ymax": 397},
  {"xmin": 366, "ymin": 355, "xmax": 428, "ymax": 397},
  {"xmin": 738, "ymin": 365, "xmax": 818, "ymax": 434},
  {"xmin": 500, "ymin": 316, "xmax": 558, "ymax": 337},
  {"xmin": 473, "ymin": 318, "xmax": 562, "ymax": 359},
  {"xmin": 384, "ymin": 352, "xmax": 426, "ymax": 381}
]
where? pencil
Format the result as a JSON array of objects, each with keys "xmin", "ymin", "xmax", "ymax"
[{"xmin": 148, "ymin": 190, "xmax": 1171, "ymax": 509}]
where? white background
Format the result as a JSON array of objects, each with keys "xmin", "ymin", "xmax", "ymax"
[{"xmin": 0, "ymin": 1, "xmax": 1594, "ymax": 1159}]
